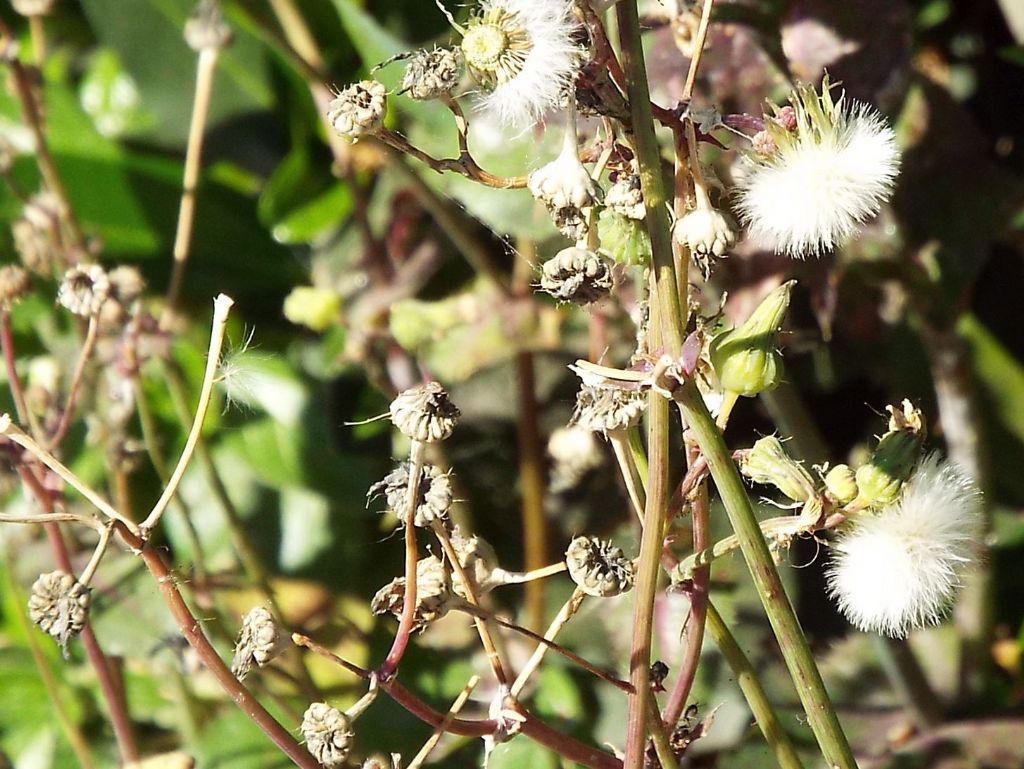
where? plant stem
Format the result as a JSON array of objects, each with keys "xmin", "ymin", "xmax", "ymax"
[
  {"xmin": 406, "ymin": 675, "xmax": 480, "ymax": 769},
  {"xmin": 514, "ymin": 350, "xmax": 549, "ymax": 631},
  {"xmin": 661, "ymin": 441, "xmax": 709, "ymax": 729},
  {"xmin": 163, "ymin": 46, "xmax": 220, "ymax": 323},
  {"xmin": 873, "ymin": 636, "xmax": 942, "ymax": 731},
  {"xmin": 705, "ymin": 600, "xmax": 806, "ymax": 769},
  {"xmin": 674, "ymin": 381, "xmax": 857, "ymax": 769},
  {"xmin": 379, "ymin": 439, "xmax": 426, "ymax": 680},
  {"xmin": 46, "ymin": 313, "xmax": 100, "ymax": 450},
  {"xmin": 680, "ymin": 0, "xmax": 716, "ymax": 102},
  {"xmin": 139, "ymin": 295, "xmax": 233, "ymax": 532},
  {"xmin": 510, "ymin": 588, "xmax": 585, "ymax": 698},
  {"xmin": 647, "ymin": 692, "xmax": 680, "ymax": 769}
]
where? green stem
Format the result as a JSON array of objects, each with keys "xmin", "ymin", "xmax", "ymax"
[
  {"xmin": 873, "ymin": 636, "xmax": 942, "ymax": 731},
  {"xmin": 705, "ymin": 600, "xmax": 806, "ymax": 769},
  {"xmin": 647, "ymin": 692, "xmax": 680, "ymax": 769},
  {"xmin": 675, "ymin": 381, "xmax": 856, "ymax": 769}
]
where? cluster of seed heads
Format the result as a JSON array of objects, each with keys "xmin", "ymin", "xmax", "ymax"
[
  {"xmin": 28, "ymin": 571, "xmax": 91, "ymax": 654},
  {"xmin": 389, "ymin": 382, "xmax": 460, "ymax": 443},
  {"xmin": 565, "ymin": 536, "xmax": 635, "ymax": 597}
]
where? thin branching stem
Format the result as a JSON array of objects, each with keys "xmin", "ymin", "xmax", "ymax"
[
  {"xmin": 680, "ymin": 0, "xmax": 716, "ymax": 103},
  {"xmin": 163, "ymin": 47, "xmax": 220, "ymax": 321},
  {"xmin": 46, "ymin": 313, "xmax": 100, "ymax": 450},
  {"xmin": 139, "ymin": 294, "xmax": 233, "ymax": 532},
  {"xmin": 406, "ymin": 675, "xmax": 480, "ymax": 769}
]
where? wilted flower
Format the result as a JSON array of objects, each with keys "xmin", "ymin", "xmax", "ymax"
[
  {"xmin": 28, "ymin": 571, "xmax": 90, "ymax": 654},
  {"xmin": 368, "ymin": 461, "xmax": 453, "ymax": 528},
  {"xmin": 547, "ymin": 425, "xmax": 603, "ymax": 493},
  {"xmin": 389, "ymin": 381, "xmax": 460, "ymax": 443},
  {"xmin": 401, "ymin": 47, "xmax": 461, "ymax": 100},
  {"xmin": 58, "ymin": 264, "xmax": 110, "ymax": 317},
  {"xmin": 741, "ymin": 435, "xmax": 817, "ymax": 503},
  {"xmin": 528, "ymin": 104, "xmax": 600, "ymax": 239},
  {"xmin": 827, "ymin": 454, "xmax": 982, "ymax": 638},
  {"xmin": 572, "ymin": 383, "xmax": 646, "ymax": 434},
  {"xmin": 327, "ymin": 80, "xmax": 387, "ymax": 139},
  {"xmin": 604, "ymin": 173, "xmax": 646, "ymax": 220},
  {"xmin": 371, "ymin": 556, "xmax": 454, "ymax": 629},
  {"xmin": 539, "ymin": 246, "xmax": 613, "ymax": 304},
  {"xmin": 301, "ymin": 703, "xmax": 354, "ymax": 768},
  {"xmin": 734, "ymin": 76, "xmax": 900, "ymax": 258},
  {"xmin": 456, "ymin": 0, "xmax": 581, "ymax": 128},
  {"xmin": 566, "ymin": 536, "xmax": 635, "ymax": 597},
  {"xmin": 230, "ymin": 606, "xmax": 287, "ymax": 680}
]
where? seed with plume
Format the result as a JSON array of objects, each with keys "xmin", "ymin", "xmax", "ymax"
[
  {"xmin": 566, "ymin": 536, "xmax": 635, "ymax": 597},
  {"xmin": 58, "ymin": 264, "xmax": 110, "ymax": 317},
  {"xmin": 301, "ymin": 703, "xmax": 354, "ymax": 768},
  {"xmin": 734, "ymin": 76, "xmax": 900, "ymax": 258},
  {"xmin": 230, "ymin": 606, "xmax": 287, "ymax": 680},
  {"xmin": 572, "ymin": 383, "xmax": 646, "ymax": 434},
  {"xmin": 327, "ymin": 81, "xmax": 387, "ymax": 139},
  {"xmin": 367, "ymin": 461, "xmax": 453, "ymax": 528},
  {"xmin": 401, "ymin": 47, "xmax": 461, "ymax": 100},
  {"xmin": 827, "ymin": 454, "xmax": 982, "ymax": 638},
  {"xmin": 28, "ymin": 571, "xmax": 90, "ymax": 654},
  {"xmin": 389, "ymin": 381, "xmax": 460, "ymax": 442},
  {"xmin": 539, "ymin": 247, "xmax": 613, "ymax": 305},
  {"xmin": 457, "ymin": 0, "xmax": 582, "ymax": 128}
]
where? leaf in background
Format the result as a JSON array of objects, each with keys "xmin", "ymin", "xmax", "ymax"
[{"xmin": 78, "ymin": 48, "xmax": 155, "ymax": 139}]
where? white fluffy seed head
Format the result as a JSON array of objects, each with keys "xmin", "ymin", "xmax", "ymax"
[
  {"xmin": 826, "ymin": 454, "xmax": 982, "ymax": 638},
  {"xmin": 734, "ymin": 79, "xmax": 900, "ymax": 258},
  {"xmin": 460, "ymin": 0, "xmax": 582, "ymax": 129}
]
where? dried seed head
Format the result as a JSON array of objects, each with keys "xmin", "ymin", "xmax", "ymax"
[
  {"xmin": 389, "ymin": 381, "xmax": 460, "ymax": 443},
  {"xmin": 371, "ymin": 555, "xmax": 454, "ymax": 629},
  {"xmin": 230, "ymin": 606, "xmax": 287, "ymax": 680},
  {"xmin": 539, "ymin": 247, "xmax": 613, "ymax": 305},
  {"xmin": 565, "ymin": 536, "xmax": 635, "ymax": 597},
  {"xmin": 368, "ymin": 461, "xmax": 453, "ymax": 528},
  {"xmin": 605, "ymin": 173, "xmax": 646, "ymax": 220},
  {"xmin": 184, "ymin": 0, "xmax": 233, "ymax": 51},
  {"xmin": 528, "ymin": 146, "xmax": 600, "ymax": 241},
  {"xmin": 11, "ymin": 0, "xmax": 55, "ymax": 16},
  {"xmin": 12, "ymin": 218, "xmax": 55, "ymax": 275},
  {"xmin": 0, "ymin": 265, "xmax": 31, "ymax": 308},
  {"xmin": 58, "ymin": 264, "xmax": 110, "ymax": 317},
  {"xmin": 547, "ymin": 425, "xmax": 603, "ymax": 493},
  {"xmin": 28, "ymin": 570, "xmax": 90, "ymax": 653},
  {"xmin": 450, "ymin": 529, "xmax": 502, "ymax": 596},
  {"xmin": 301, "ymin": 703, "xmax": 354, "ymax": 768},
  {"xmin": 401, "ymin": 47, "xmax": 461, "ymax": 100},
  {"xmin": 673, "ymin": 206, "xmax": 736, "ymax": 259},
  {"xmin": 107, "ymin": 265, "xmax": 146, "ymax": 306},
  {"xmin": 572, "ymin": 384, "xmax": 646, "ymax": 434},
  {"xmin": 327, "ymin": 81, "xmax": 387, "ymax": 139}
]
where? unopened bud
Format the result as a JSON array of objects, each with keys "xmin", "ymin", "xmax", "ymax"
[
  {"xmin": 742, "ymin": 436, "xmax": 816, "ymax": 503},
  {"xmin": 710, "ymin": 281, "xmax": 793, "ymax": 397},
  {"xmin": 327, "ymin": 81, "xmax": 387, "ymax": 139},
  {"xmin": 854, "ymin": 401, "xmax": 926, "ymax": 508},
  {"xmin": 824, "ymin": 464, "xmax": 858, "ymax": 505}
]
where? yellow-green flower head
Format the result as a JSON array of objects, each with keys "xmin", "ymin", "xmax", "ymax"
[
  {"xmin": 710, "ymin": 281, "xmax": 794, "ymax": 397},
  {"xmin": 734, "ymin": 75, "xmax": 900, "ymax": 258},
  {"xmin": 456, "ymin": 0, "xmax": 581, "ymax": 128}
]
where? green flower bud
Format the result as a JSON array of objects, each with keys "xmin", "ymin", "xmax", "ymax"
[
  {"xmin": 710, "ymin": 281, "xmax": 794, "ymax": 397},
  {"xmin": 742, "ymin": 435, "xmax": 817, "ymax": 503},
  {"xmin": 853, "ymin": 400, "xmax": 926, "ymax": 508},
  {"xmin": 824, "ymin": 464, "xmax": 858, "ymax": 505},
  {"xmin": 283, "ymin": 287, "xmax": 340, "ymax": 332}
]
